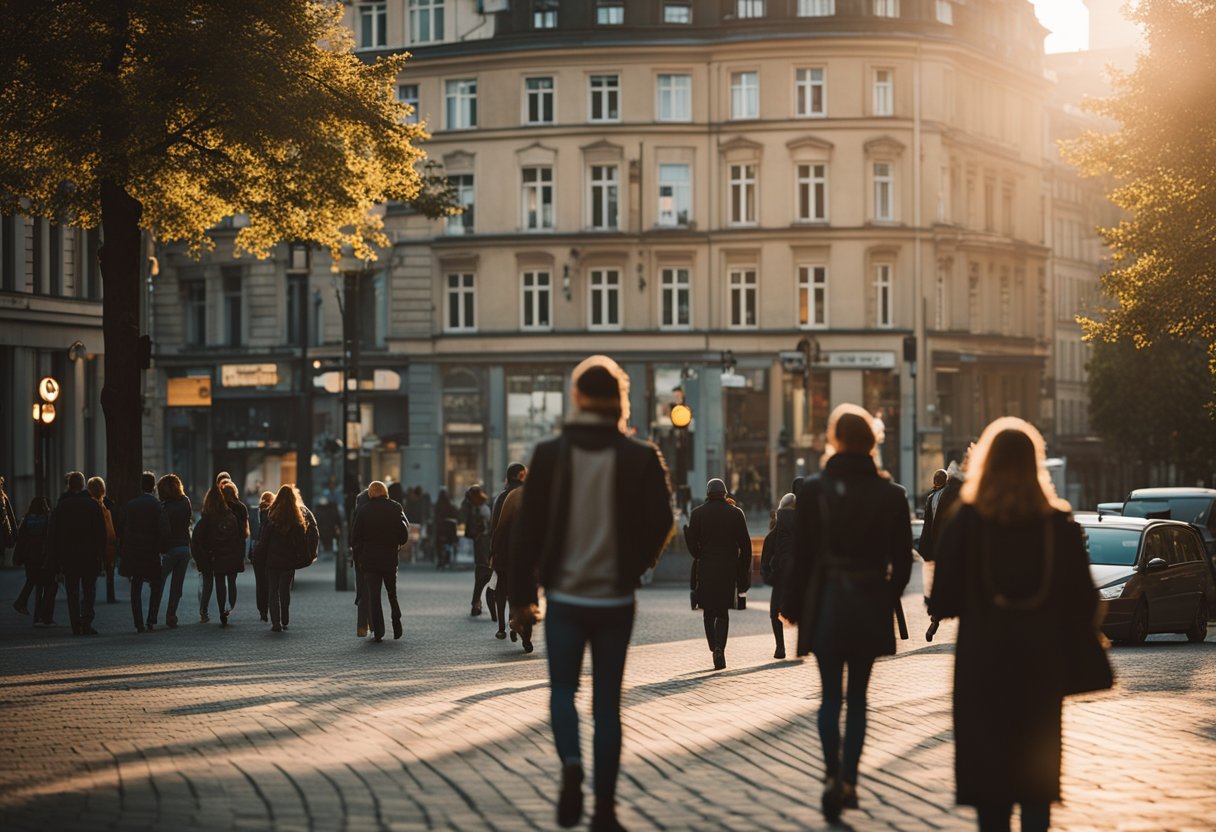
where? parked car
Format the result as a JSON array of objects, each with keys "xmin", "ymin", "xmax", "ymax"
[
  {"xmin": 1096, "ymin": 501, "xmax": 1123, "ymax": 516},
  {"xmin": 1120, "ymin": 487, "xmax": 1216, "ymax": 605},
  {"xmin": 1078, "ymin": 514, "xmax": 1210, "ymax": 644}
]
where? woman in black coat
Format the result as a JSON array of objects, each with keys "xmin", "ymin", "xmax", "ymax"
[
  {"xmin": 12, "ymin": 498, "xmax": 53, "ymax": 622},
  {"xmin": 191, "ymin": 482, "xmax": 247, "ymax": 626},
  {"xmin": 760, "ymin": 492, "xmax": 796, "ymax": 659},
  {"xmin": 929, "ymin": 418, "xmax": 1097, "ymax": 832},
  {"xmin": 685, "ymin": 478, "xmax": 753, "ymax": 670},
  {"xmin": 781, "ymin": 404, "xmax": 912, "ymax": 824},
  {"xmin": 253, "ymin": 485, "xmax": 318, "ymax": 632}
]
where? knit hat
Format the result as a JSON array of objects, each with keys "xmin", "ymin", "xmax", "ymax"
[{"xmin": 707, "ymin": 478, "xmax": 727, "ymax": 495}]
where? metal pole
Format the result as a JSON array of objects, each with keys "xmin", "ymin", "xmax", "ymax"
[
  {"xmin": 297, "ymin": 277, "xmax": 313, "ymax": 506},
  {"xmin": 337, "ymin": 269, "xmax": 361, "ymax": 591},
  {"xmin": 33, "ymin": 417, "xmax": 44, "ymax": 501}
]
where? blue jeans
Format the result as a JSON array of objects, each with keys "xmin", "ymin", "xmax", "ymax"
[
  {"xmin": 815, "ymin": 654, "xmax": 876, "ymax": 784},
  {"xmin": 545, "ymin": 599, "xmax": 635, "ymax": 808},
  {"xmin": 159, "ymin": 546, "xmax": 191, "ymax": 621}
]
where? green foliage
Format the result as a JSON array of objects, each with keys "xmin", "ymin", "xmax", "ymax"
[
  {"xmin": 1063, "ymin": 0, "xmax": 1216, "ymax": 393},
  {"xmin": 0, "ymin": 0, "xmax": 443, "ymax": 259}
]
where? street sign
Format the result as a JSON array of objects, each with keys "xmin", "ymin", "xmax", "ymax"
[{"xmin": 167, "ymin": 377, "xmax": 212, "ymax": 407}]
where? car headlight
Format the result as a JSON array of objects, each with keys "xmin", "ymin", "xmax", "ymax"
[{"xmin": 1098, "ymin": 582, "xmax": 1128, "ymax": 600}]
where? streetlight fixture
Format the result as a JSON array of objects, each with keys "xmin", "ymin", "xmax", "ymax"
[{"xmin": 33, "ymin": 377, "xmax": 59, "ymax": 499}]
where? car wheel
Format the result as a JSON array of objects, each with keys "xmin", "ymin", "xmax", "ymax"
[
  {"xmin": 1185, "ymin": 597, "xmax": 1208, "ymax": 643},
  {"xmin": 1126, "ymin": 600, "xmax": 1149, "ymax": 645}
]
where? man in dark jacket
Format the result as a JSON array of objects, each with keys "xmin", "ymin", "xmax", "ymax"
[
  {"xmin": 350, "ymin": 487, "xmax": 371, "ymax": 636},
  {"xmin": 509, "ymin": 355, "xmax": 673, "ymax": 832},
  {"xmin": 923, "ymin": 462, "xmax": 963, "ymax": 641},
  {"xmin": 120, "ymin": 472, "xmax": 170, "ymax": 632},
  {"xmin": 487, "ymin": 463, "xmax": 526, "ymax": 627},
  {"xmin": 47, "ymin": 471, "xmax": 107, "ymax": 635},
  {"xmin": 685, "ymin": 478, "xmax": 753, "ymax": 670},
  {"xmin": 351, "ymin": 481, "xmax": 409, "ymax": 642},
  {"xmin": 314, "ymin": 497, "xmax": 341, "ymax": 554}
]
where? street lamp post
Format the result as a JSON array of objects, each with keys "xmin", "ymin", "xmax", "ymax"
[
  {"xmin": 335, "ymin": 255, "xmax": 368, "ymax": 592},
  {"xmin": 33, "ymin": 376, "xmax": 60, "ymax": 499}
]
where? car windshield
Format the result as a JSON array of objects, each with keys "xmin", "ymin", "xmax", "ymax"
[
  {"xmin": 1122, "ymin": 498, "xmax": 1211, "ymax": 525},
  {"xmin": 1083, "ymin": 527, "xmax": 1141, "ymax": 566}
]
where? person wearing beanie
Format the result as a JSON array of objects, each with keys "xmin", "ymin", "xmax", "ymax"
[
  {"xmin": 510, "ymin": 355, "xmax": 674, "ymax": 832},
  {"xmin": 685, "ymin": 477, "xmax": 753, "ymax": 669}
]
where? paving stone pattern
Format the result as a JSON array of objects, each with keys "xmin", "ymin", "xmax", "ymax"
[{"xmin": 1, "ymin": 562, "xmax": 1214, "ymax": 831}]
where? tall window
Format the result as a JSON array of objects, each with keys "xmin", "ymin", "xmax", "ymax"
[
  {"xmin": 359, "ymin": 2, "xmax": 387, "ymax": 48},
  {"xmin": 873, "ymin": 162, "xmax": 893, "ymax": 221},
  {"xmin": 799, "ymin": 266, "xmax": 828, "ymax": 328},
  {"xmin": 661, "ymin": 268, "xmax": 691, "ymax": 329},
  {"xmin": 287, "ymin": 273, "xmax": 309, "ymax": 346},
  {"xmin": 729, "ymin": 269, "xmax": 758, "ymax": 328},
  {"xmin": 589, "ymin": 269, "xmax": 621, "ymax": 330},
  {"xmin": 999, "ymin": 270, "xmax": 1012, "ymax": 335},
  {"xmin": 446, "ymin": 174, "xmax": 474, "ymax": 234},
  {"xmin": 183, "ymin": 276, "xmax": 206, "ymax": 347},
  {"xmin": 935, "ymin": 0, "xmax": 953, "ymax": 24},
  {"xmin": 48, "ymin": 222, "xmax": 62, "ymax": 296},
  {"xmin": 797, "ymin": 163, "xmax": 828, "ymax": 222},
  {"xmin": 934, "ymin": 265, "xmax": 947, "ymax": 329},
  {"xmin": 525, "ymin": 77, "xmax": 554, "ymax": 124},
  {"xmin": 656, "ymin": 74, "xmax": 692, "ymax": 122},
  {"xmin": 730, "ymin": 71, "xmax": 759, "ymax": 119},
  {"xmin": 521, "ymin": 271, "xmax": 552, "ymax": 330},
  {"xmin": 522, "ymin": 166, "xmax": 554, "ymax": 230},
  {"xmin": 658, "ymin": 164, "xmax": 691, "ymax": 227},
  {"xmin": 873, "ymin": 0, "xmax": 898, "ymax": 17},
  {"xmin": 397, "ymin": 84, "xmax": 420, "ymax": 124},
  {"xmin": 664, "ymin": 2, "xmax": 691, "ymax": 23},
  {"xmin": 0, "ymin": 215, "xmax": 15, "ymax": 291},
  {"xmin": 31, "ymin": 219, "xmax": 41, "ymax": 294},
  {"xmin": 798, "ymin": 0, "xmax": 835, "ymax": 15},
  {"xmin": 222, "ymin": 267, "xmax": 243, "ymax": 347},
  {"xmin": 596, "ymin": 2, "xmax": 624, "ymax": 24},
  {"xmin": 589, "ymin": 75, "xmax": 620, "ymax": 122},
  {"xmin": 533, "ymin": 0, "xmax": 557, "ymax": 29},
  {"xmin": 875, "ymin": 264, "xmax": 893, "ymax": 328},
  {"xmin": 589, "ymin": 165, "xmax": 619, "ymax": 230},
  {"xmin": 873, "ymin": 68, "xmax": 893, "ymax": 116},
  {"xmin": 729, "ymin": 163, "xmax": 757, "ymax": 226},
  {"xmin": 445, "ymin": 79, "xmax": 477, "ymax": 129},
  {"xmin": 737, "ymin": 0, "xmax": 765, "ymax": 18},
  {"xmin": 446, "ymin": 273, "xmax": 476, "ymax": 331},
  {"xmin": 409, "ymin": 0, "xmax": 444, "ymax": 44},
  {"xmin": 795, "ymin": 67, "xmax": 826, "ymax": 117}
]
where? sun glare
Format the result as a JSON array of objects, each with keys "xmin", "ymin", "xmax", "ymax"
[{"xmin": 1033, "ymin": 0, "xmax": 1090, "ymax": 54}]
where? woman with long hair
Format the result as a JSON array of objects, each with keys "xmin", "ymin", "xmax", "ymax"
[
  {"xmin": 253, "ymin": 485, "xmax": 316, "ymax": 632},
  {"xmin": 191, "ymin": 482, "xmax": 246, "ymax": 626},
  {"xmin": 12, "ymin": 497, "xmax": 54, "ymax": 623},
  {"xmin": 86, "ymin": 476, "xmax": 119, "ymax": 599},
  {"xmin": 251, "ymin": 490, "xmax": 275, "ymax": 622},
  {"xmin": 929, "ymin": 418, "xmax": 1096, "ymax": 832},
  {"xmin": 781, "ymin": 404, "xmax": 913, "ymax": 824},
  {"xmin": 157, "ymin": 474, "xmax": 193, "ymax": 628}
]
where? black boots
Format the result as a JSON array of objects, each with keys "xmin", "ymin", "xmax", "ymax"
[
  {"xmin": 557, "ymin": 762, "xmax": 584, "ymax": 828},
  {"xmin": 772, "ymin": 618, "xmax": 786, "ymax": 659},
  {"xmin": 712, "ymin": 616, "xmax": 729, "ymax": 670}
]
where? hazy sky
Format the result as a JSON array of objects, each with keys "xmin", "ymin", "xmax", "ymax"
[{"xmin": 1032, "ymin": 0, "xmax": 1089, "ymax": 53}]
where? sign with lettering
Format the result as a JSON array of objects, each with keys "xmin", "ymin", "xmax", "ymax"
[
  {"xmin": 221, "ymin": 363, "xmax": 279, "ymax": 387},
  {"xmin": 818, "ymin": 351, "xmax": 896, "ymax": 369}
]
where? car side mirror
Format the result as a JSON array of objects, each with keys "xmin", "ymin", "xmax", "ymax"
[{"xmin": 1145, "ymin": 557, "xmax": 1168, "ymax": 572}]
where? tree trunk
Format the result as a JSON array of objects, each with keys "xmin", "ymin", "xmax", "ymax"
[{"xmin": 98, "ymin": 180, "xmax": 144, "ymax": 509}]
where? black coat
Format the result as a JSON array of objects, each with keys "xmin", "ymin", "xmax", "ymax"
[
  {"xmin": 685, "ymin": 496, "xmax": 752, "ymax": 611},
  {"xmin": 163, "ymin": 495, "xmax": 193, "ymax": 550},
  {"xmin": 315, "ymin": 501, "xmax": 341, "ymax": 541},
  {"xmin": 783, "ymin": 452, "xmax": 913, "ymax": 659},
  {"xmin": 15, "ymin": 513, "xmax": 50, "ymax": 575},
  {"xmin": 510, "ymin": 420, "xmax": 674, "ymax": 607},
  {"xmin": 48, "ymin": 490, "xmax": 107, "ymax": 577},
  {"xmin": 118, "ymin": 493, "xmax": 170, "ymax": 582},
  {"xmin": 254, "ymin": 512, "xmax": 319, "ymax": 572},
  {"xmin": 921, "ymin": 477, "xmax": 962, "ymax": 562},
  {"xmin": 761, "ymin": 508, "xmax": 796, "ymax": 588},
  {"xmin": 928, "ymin": 505, "xmax": 1096, "ymax": 807},
  {"xmin": 351, "ymin": 497, "xmax": 409, "ymax": 573},
  {"xmin": 191, "ymin": 508, "xmax": 248, "ymax": 576}
]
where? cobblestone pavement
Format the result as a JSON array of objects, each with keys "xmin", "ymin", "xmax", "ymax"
[{"xmin": 1, "ymin": 561, "xmax": 1214, "ymax": 831}]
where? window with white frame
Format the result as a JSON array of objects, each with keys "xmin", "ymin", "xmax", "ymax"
[
  {"xmin": 589, "ymin": 269, "xmax": 621, "ymax": 329},
  {"xmin": 798, "ymin": 0, "xmax": 835, "ymax": 15},
  {"xmin": 736, "ymin": 0, "xmax": 765, "ymax": 18},
  {"xmin": 533, "ymin": 0, "xmax": 557, "ymax": 29},
  {"xmin": 589, "ymin": 164, "xmax": 619, "ymax": 230},
  {"xmin": 730, "ymin": 71, "xmax": 759, "ymax": 119},
  {"xmin": 359, "ymin": 2, "xmax": 387, "ymax": 48},
  {"xmin": 521, "ymin": 271, "xmax": 552, "ymax": 330},
  {"xmin": 873, "ymin": 0, "xmax": 898, "ymax": 17},
  {"xmin": 597, "ymin": 2, "xmax": 624, "ymax": 24},
  {"xmin": 795, "ymin": 67, "xmax": 826, "ymax": 117},
  {"xmin": 522, "ymin": 166, "xmax": 554, "ymax": 230},
  {"xmin": 873, "ymin": 162, "xmax": 893, "ymax": 221},
  {"xmin": 729, "ymin": 269, "xmax": 758, "ymax": 328},
  {"xmin": 657, "ymin": 74, "xmax": 692, "ymax": 122},
  {"xmin": 446, "ymin": 174, "xmax": 474, "ymax": 234},
  {"xmin": 397, "ymin": 84, "xmax": 420, "ymax": 124},
  {"xmin": 658, "ymin": 163, "xmax": 691, "ymax": 227},
  {"xmin": 409, "ymin": 0, "xmax": 444, "ymax": 44},
  {"xmin": 797, "ymin": 163, "xmax": 828, "ymax": 222},
  {"xmin": 183, "ymin": 275, "xmax": 207, "ymax": 347},
  {"xmin": 446, "ymin": 273, "xmax": 476, "ymax": 331},
  {"xmin": 664, "ymin": 2, "xmax": 691, "ymax": 23},
  {"xmin": 525, "ymin": 76, "xmax": 554, "ymax": 124},
  {"xmin": 660, "ymin": 268, "xmax": 691, "ymax": 329},
  {"xmin": 935, "ymin": 0, "xmax": 953, "ymax": 24},
  {"xmin": 873, "ymin": 68, "xmax": 893, "ymax": 116},
  {"xmin": 798, "ymin": 265, "xmax": 828, "ymax": 328},
  {"xmin": 874, "ymin": 264, "xmax": 893, "ymax": 328},
  {"xmin": 589, "ymin": 74, "xmax": 620, "ymax": 122},
  {"xmin": 445, "ymin": 79, "xmax": 477, "ymax": 129},
  {"xmin": 729, "ymin": 163, "xmax": 757, "ymax": 225}
]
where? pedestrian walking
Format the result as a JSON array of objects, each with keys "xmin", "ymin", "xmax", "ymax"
[
  {"xmin": 157, "ymin": 474, "xmax": 192, "ymax": 628},
  {"xmin": 253, "ymin": 485, "xmax": 318, "ymax": 632},
  {"xmin": 350, "ymin": 481, "xmax": 409, "ymax": 642},
  {"xmin": 464, "ymin": 484, "xmax": 492, "ymax": 616},
  {"xmin": 0, "ymin": 474, "xmax": 17, "ymax": 567},
  {"xmin": 928, "ymin": 417, "xmax": 1101, "ymax": 832},
  {"xmin": 781, "ymin": 404, "xmax": 913, "ymax": 824},
  {"xmin": 198, "ymin": 473, "xmax": 250, "ymax": 622},
  {"xmin": 118, "ymin": 473, "xmax": 169, "ymax": 632},
  {"xmin": 11, "ymin": 497, "xmax": 53, "ymax": 620},
  {"xmin": 314, "ymin": 496, "xmax": 341, "ymax": 554},
  {"xmin": 191, "ymin": 481, "xmax": 247, "ymax": 626},
  {"xmin": 760, "ymin": 492, "xmax": 796, "ymax": 659},
  {"xmin": 489, "ymin": 482, "xmax": 531, "ymax": 650},
  {"xmin": 488, "ymin": 463, "xmax": 526, "ymax": 627},
  {"xmin": 924, "ymin": 460, "xmax": 965, "ymax": 641},
  {"xmin": 685, "ymin": 478, "xmax": 753, "ymax": 670},
  {"xmin": 434, "ymin": 488, "xmax": 458, "ymax": 569},
  {"xmin": 350, "ymin": 485, "xmax": 371, "ymax": 637},
  {"xmin": 251, "ymin": 490, "xmax": 274, "ymax": 622},
  {"xmin": 510, "ymin": 355, "xmax": 674, "ymax": 831},
  {"xmin": 47, "ymin": 471, "xmax": 106, "ymax": 635}
]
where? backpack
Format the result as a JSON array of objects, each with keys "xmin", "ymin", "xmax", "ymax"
[
  {"xmin": 211, "ymin": 509, "xmax": 240, "ymax": 553},
  {"xmin": 292, "ymin": 521, "xmax": 317, "ymax": 569}
]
